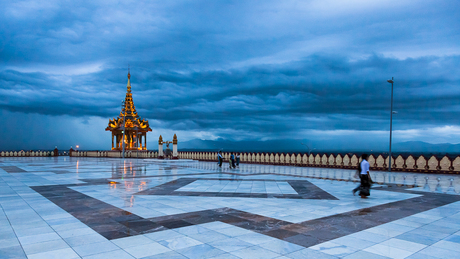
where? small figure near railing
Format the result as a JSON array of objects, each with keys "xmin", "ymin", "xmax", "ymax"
[{"xmin": 158, "ymin": 134, "xmax": 178, "ymax": 159}]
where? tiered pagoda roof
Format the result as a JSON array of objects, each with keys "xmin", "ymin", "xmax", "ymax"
[{"xmin": 105, "ymin": 72, "xmax": 152, "ymax": 133}]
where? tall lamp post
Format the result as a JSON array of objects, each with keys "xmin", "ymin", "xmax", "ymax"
[
  {"xmin": 121, "ymin": 100, "xmax": 126, "ymax": 159},
  {"xmin": 387, "ymin": 77, "xmax": 394, "ymax": 172}
]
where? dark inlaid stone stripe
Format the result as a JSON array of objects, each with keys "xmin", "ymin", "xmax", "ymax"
[
  {"xmin": 31, "ymin": 185, "xmax": 160, "ymax": 239},
  {"xmin": 138, "ymin": 178, "xmax": 196, "ymax": 195},
  {"xmin": 288, "ymin": 180, "xmax": 338, "ymax": 200},
  {"xmin": 109, "ymin": 172, "xmax": 219, "ymax": 180},
  {"xmin": 1, "ymin": 166, "xmax": 28, "ymax": 173},
  {"xmin": 280, "ymin": 191, "xmax": 460, "ymax": 247},
  {"xmin": 31, "ymin": 185, "xmax": 271, "ymax": 239},
  {"xmin": 31, "ymin": 178, "xmax": 460, "ymax": 248},
  {"xmin": 139, "ymin": 192, "xmax": 460, "ymax": 247},
  {"xmin": 31, "ymin": 178, "xmax": 337, "ymax": 240},
  {"xmin": 134, "ymin": 178, "xmax": 338, "ymax": 200},
  {"xmin": 17, "ymin": 169, "xmax": 74, "ymax": 174}
]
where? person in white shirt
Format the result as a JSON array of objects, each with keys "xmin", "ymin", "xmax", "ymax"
[{"xmin": 352, "ymin": 154, "xmax": 372, "ymax": 198}]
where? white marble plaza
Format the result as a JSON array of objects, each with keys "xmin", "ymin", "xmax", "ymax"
[{"xmin": 1, "ymin": 157, "xmax": 460, "ymax": 259}]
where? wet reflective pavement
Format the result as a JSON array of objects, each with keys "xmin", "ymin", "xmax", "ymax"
[{"xmin": 1, "ymin": 157, "xmax": 460, "ymax": 258}]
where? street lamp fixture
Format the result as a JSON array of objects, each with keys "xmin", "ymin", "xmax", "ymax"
[{"xmin": 387, "ymin": 77, "xmax": 394, "ymax": 172}]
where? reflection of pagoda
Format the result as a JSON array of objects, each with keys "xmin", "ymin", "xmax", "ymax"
[{"xmin": 106, "ymin": 71, "xmax": 152, "ymax": 150}]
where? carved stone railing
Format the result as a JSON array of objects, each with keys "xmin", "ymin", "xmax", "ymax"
[
  {"xmin": 70, "ymin": 150, "xmax": 160, "ymax": 158},
  {"xmin": 2, "ymin": 149, "xmax": 458, "ymax": 174},
  {"xmin": 176, "ymin": 151, "xmax": 460, "ymax": 174},
  {"xmin": 0, "ymin": 150, "xmax": 160, "ymax": 158},
  {"xmin": 0, "ymin": 151, "xmax": 53, "ymax": 157}
]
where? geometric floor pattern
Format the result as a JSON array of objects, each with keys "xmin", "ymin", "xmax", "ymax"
[
  {"xmin": 1, "ymin": 158, "xmax": 460, "ymax": 258},
  {"xmin": 135, "ymin": 178, "xmax": 339, "ymax": 200},
  {"xmin": 176, "ymin": 180, "xmax": 299, "ymax": 194}
]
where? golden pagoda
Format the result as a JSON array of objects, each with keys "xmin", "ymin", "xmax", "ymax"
[{"xmin": 106, "ymin": 71, "xmax": 152, "ymax": 150}]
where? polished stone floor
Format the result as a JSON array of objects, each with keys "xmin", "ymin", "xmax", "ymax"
[{"xmin": 1, "ymin": 157, "xmax": 460, "ymax": 259}]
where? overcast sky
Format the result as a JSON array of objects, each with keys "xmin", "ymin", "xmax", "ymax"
[{"xmin": 1, "ymin": 0, "xmax": 459, "ymax": 151}]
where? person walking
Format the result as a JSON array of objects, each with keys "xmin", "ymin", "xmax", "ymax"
[
  {"xmin": 236, "ymin": 153, "xmax": 240, "ymax": 167},
  {"xmin": 353, "ymin": 154, "xmax": 372, "ymax": 198},
  {"xmin": 230, "ymin": 153, "xmax": 235, "ymax": 168},
  {"xmin": 217, "ymin": 151, "xmax": 223, "ymax": 167}
]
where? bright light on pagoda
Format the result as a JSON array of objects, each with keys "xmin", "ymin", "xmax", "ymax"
[{"xmin": 105, "ymin": 70, "xmax": 152, "ymax": 151}]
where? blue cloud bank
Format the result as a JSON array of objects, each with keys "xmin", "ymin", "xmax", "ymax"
[{"xmin": 1, "ymin": 0, "xmax": 459, "ymax": 150}]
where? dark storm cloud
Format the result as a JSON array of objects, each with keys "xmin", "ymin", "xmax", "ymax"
[
  {"xmin": 2, "ymin": 54, "xmax": 458, "ymax": 133},
  {"xmin": 1, "ymin": 0, "xmax": 459, "ymax": 147}
]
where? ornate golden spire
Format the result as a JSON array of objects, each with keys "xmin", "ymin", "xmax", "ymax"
[
  {"xmin": 108, "ymin": 70, "xmax": 150, "ymax": 130},
  {"xmin": 106, "ymin": 70, "xmax": 152, "ymax": 150},
  {"xmin": 127, "ymin": 68, "xmax": 131, "ymax": 93}
]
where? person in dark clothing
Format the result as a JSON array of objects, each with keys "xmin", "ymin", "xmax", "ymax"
[
  {"xmin": 236, "ymin": 153, "xmax": 240, "ymax": 167},
  {"xmin": 353, "ymin": 154, "xmax": 372, "ymax": 198},
  {"xmin": 230, "ymin": 153, "xmax": 235, "ymax": 168},
  {"xmin": 217, "ymin": 151, "xmax": 223, "ymax": 167}
]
